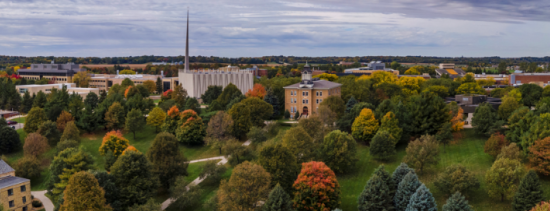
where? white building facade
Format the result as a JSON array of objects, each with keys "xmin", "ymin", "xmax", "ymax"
[{"xmin": 179, "ymin": 69, "xmax": 254, "ymax": 98}]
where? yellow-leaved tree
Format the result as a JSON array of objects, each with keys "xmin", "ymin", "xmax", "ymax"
[
  {"xmin": 119, "ymin": 69, "xmax": 136, "ymax": 74},
  {"xmin": 147, "ymin": 107, "xmax": 166, "ymax": 132},
  {"xmin": 404, "ymin": 66, "xmax": 422, "ymax": 75},
  {"xmin": 313, "ymin": 73, "xmax": 339, "ymax": 81},
  {"xmin": 72, "ymin": 71, "xmax": 91, "ymax": 88},
  {"xmin": 352, "ymin": 108, "xmax": 379, "ymax": 144},
  {"xmin": 99, "ymin": 130, "xmax": 130, "ymax": 158},
  {"xmin": 358, "ymin": 71, "xmax": 398, "ymax": 87},
  {"xmin": 399, "ymin": 76, "xmax": 425, "ymax": 95}
]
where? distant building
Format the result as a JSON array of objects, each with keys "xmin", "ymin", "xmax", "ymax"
[
  {"xmin": 15, "ymin": 83, "xmax": 100, "ymax": 98},
  {"xmin": 0, "ymin": 160, "xmax": 32, "ymax": 211},
  {"xmin": 344, "ymin": 61, "xmax": 394, "ymax": 73},
  {"xmin": 435, "ymin": 63, "xmax": 466, "ymax": 78},
  {"xmin": 18, "ymin": 62, "xmax": 86, "ymax": 83},
  {"xmin": 89, "ymin": 71, "xmax": 179, "ymax": 92},
  {"xmin": 283, "ymin": 63, "xmax": 342, "ymax": 118},
  {"xmin": 509, "ymin": 73, "xmax": 550, "ymax": 87}
]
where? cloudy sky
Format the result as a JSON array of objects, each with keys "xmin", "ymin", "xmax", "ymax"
[{"xmin": 0, "ymin": 0, "xmax": 549, "ymax": 57}]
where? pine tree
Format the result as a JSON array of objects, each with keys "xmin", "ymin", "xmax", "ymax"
[
  {"xmin": 442, "ymin": 192, "xmax": 473, "ymax": 211},
  {"xmin": 77, "ymin": 105, "xmax": 97, "ymax": 133},
  {"xmin": 264, "ymin": 90, "xmax": 280, "ymax": 119},
  {"xmin": 512, "ymin": 170, "xmax": 544, "ymax": 211},
  {"xmin": 375, "ymin": 99, "xmax": 394, "ymax": 121},
  {"xmin": 370, "ymin": 130, "xmax": 396, "ymax": 161},
  {"xmin": 472, "ymin": 103, "xmax": 503, "ymax": 136},
  {"xmin": 373, "ymin": 165, "xmax": 396, "ymax": 204},
  {"xmin": 436, "ymin": 122, "xmax": 453, "ymax": 152},
  {"xmin": 357, "ymin": 175, "xmax": 392, "ymax": 211},
  {"xmin": 125, "ymin": 108, "xmax": 145, "ymax": 140},
  {"xmin": 392, "ymin": 163, "xmax": 415, "ymax": 191},
  {"xmin": 21, "ymin": 91, "xmax": 33, "ymax": 113},
  {"xmin": 345, "ymin": 96, "xmax": 358, "ymax": 113},
  {"xmin": 394, "ymin": 172, "xmax": 421, "ymax": 211},
  {"xmin": 156, "ymin": 77, "xmax": 163, "ymax": 94},
  {"xmin": 263, "ymin": 183, "xmax": 293, "ymax": 211},
  {"xmin": 33, "ymin": 91, "xmax": 47, "ymax": 108},
  {"xmin": 405, "ymin": 184, "xmax": 437, "ymax": 211}
]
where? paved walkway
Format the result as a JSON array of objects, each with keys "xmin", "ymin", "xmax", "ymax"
[
  {"xmin": 6, "ymin": 115, "xmax": 25, "ymax": 130},
  {"xmin": 32, "ymin": 190, "xmax": 54, "ymax": 211}
]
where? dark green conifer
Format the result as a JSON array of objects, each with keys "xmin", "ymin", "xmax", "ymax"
[
  {"xmin": 442, "ymin": 192, "xmax": 473, "ymax": 211},
  {"xmin": 373, "ymin": 165, "xmax": 396, "ymax": 200},
  {"xmin": 263, "ymin": 183, "xmax": 294, "ymax": 211},
  {"xmin": 394, "ymin": 172, "xmax": 421, "ymax": 211},
  {"xmin": 370, "ymin": 130, "xmax": 396, "ymax": 161},
  {"xmin": 358, "ymin": 174, "xmax": 392, "ymax": 211},
  {"xmin": 405, "ymin": 184, "xmax": 437, "ymax": 211},
  {"xmin": 512, "ymin": 170, "xmax": 544, "ymax": 211},
  {"xmin": 392, "ymin": 163, "xmax": 415, "ymax": 191},
  {"xmin": 345, "ymin": 96, "xmax": 358, "ymax": 113}
]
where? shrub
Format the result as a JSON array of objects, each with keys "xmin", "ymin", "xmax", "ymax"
[
  {"xmin": 434, "ymin": 165, "xmax": 480, "ymax": 196},
  {"xmin": 23, "ymin": 133, "xmax": 49, "ymax": 157},
  {"xmin": 14, "ymin": 157, "xmax": 42, "ymax": 179},
  {"xmin": 32, "ymin": 200, "xmax": 42, "ymax": 208},
  {"xmin": 370, "ymin": 130, "xmax": 396, "ymax": 161}
]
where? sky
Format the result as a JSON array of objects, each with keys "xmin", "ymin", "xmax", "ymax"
[{"xmin": 0, "ymin": 0, "xmax": 549, "ymax": 58}]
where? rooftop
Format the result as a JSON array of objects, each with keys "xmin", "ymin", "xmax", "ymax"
[
  {"xmin": 0, "ymin": 160, "xmax": 14, "ymax": 175},
  {"xmin": 0, "ymin": 176, "xmax": 29, "ymax": 189},
  {"xmin": 283, "ymin": 79, "xmax": 342, "ymax": 89}
]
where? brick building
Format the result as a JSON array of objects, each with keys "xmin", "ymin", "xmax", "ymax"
[
  {"xmin": 0, "ymin": 160, "xmax": 32, "ymax": 211},
  {"xmin": 284, "ymin": 63, "xmax": 342, "ymax": 118},
  {"xmin": 509, "ymin": 73, "xmax": 550, "ymax": 86}
]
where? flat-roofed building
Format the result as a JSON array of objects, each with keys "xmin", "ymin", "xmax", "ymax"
[
  {"xmin": 284, "ymin": 63, "xmax": 342, "ymax": 118},
  {"xmin": 179, "ymin": 67, "xmax": 254, "ymax": 98},
  {"xmin": 435, "ymin": 63, "xmax": 466, "ymax": 78},
  {"xmin": 15, "ymin": 83, "xmax": 99, "ymax": 98},
  {"xmin": 89, "ymin": 72, "xmax": 179, "ymax": 92},
  {"xmin": 0, "ymin": 160, "xmax": 32, "ymax": 211},
  {"xmin": 18, "ymin": 62, "xmax": 85, "ymax": 83},
  {"xmin": 509, "ymin": 73, "xmax": 550, "ymax": 87}
]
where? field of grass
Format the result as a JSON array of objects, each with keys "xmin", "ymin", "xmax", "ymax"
[
  {"xmin": 13, "ymin": 117, "xmax": 26, "ymax": 123},
  {"xmin": 338, "ymin": 129, "xmax": 550, "ymax": 211}
]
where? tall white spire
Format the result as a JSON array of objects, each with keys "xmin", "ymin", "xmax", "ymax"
[{"xmin": 184, "ymin": 9, "xmax": 190, "ymax": 72}]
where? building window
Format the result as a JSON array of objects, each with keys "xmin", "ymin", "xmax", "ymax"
[
  {"xmin": 23, "ymin": 207, "xmax": 27, "ymax": 211},
  {"xmin": 22, "ymin": 196, "xmax": 26, "ymax": 203},
  {"xmin": 21, "ymin": 185, "xmax": 26, "ymax": 192},
  {"xmin": 8, "ymin": 189, "xmax": 13, "ymax": 196},
  {"xmin": 9, "ymin": 201, "xmax": 14, "ymax": 208},
  {"xmin": 320, "ymin": 92, "xmax": 323, "ymax": 96},
  {"xmin": 316, "ymin": 99, "xmax": 319, "ymax": 104},
  {"xmin": 19, "ymin": 88, "xmax": 28, "ymax": 94}
]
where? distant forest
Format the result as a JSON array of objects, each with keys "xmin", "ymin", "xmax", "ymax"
[{"xmin": 1, "ymin": 55, "xmax": 550, "ymax": 67}]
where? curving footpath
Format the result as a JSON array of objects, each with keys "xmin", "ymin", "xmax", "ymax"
[{"xmin": 32, "ymin": 190, "xmax": 54, "ymax": 211}]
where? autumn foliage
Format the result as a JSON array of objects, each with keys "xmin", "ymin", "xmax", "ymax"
[
  {"xmin": 167, "ymin": 106, "xmax": 180, "ymax": 118},
  {"xmin": 293, "ymin": 161, "xmax": 341, "ymax": 211},
  {"xmin": 124, "ymin": 86, "xmax": 133, "ymax": 98},
  {"xmin": 99, "ymin": 130, "xmax": 130, "ymax": 157},
  {"xmin": 529, "ymin": 137, "xmax": 550, "ymax": 175},
  {"xmin": 122, "ymin": 145, "xmax": 139, "ymax": 155},
  {"xmin": 245, "ymin": 84, "xmax": 267, "ymax": 99},
  {"xmin": 530, "ymin": 201, "xmax": 550, "ymax": 211},
  {"xmin": 451, "ymin": 107, "xmax": 465, "ymax": 132},
  {"xmin": 484, "ymin": 133, "xmax": 509, "ymax": 158}
]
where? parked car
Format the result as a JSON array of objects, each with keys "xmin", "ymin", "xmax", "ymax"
[{"xmin": 6, "ymin": 120, "xmax": 17, "ymax": 125}]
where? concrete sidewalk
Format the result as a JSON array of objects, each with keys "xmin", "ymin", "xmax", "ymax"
[{"xmin": 32, "ymin": 190, "xmax": 54, "ymax": 211}]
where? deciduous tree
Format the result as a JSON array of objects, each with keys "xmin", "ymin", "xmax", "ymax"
[
  {"xmin": 403, "ymin": 135, "xmax": 440, "ymax": 174},
  {"xmin": 104, "ymin": 102, "xmax": 125, "ymax": 130},
  {"xmin": 320, "ymin": 130, "xmax": 358, "ymax": 174},
  {"xmin": 282, "ymin": 126, "xmax": 314, "ymax": 164},
  {"xmin": 142, "ymin": 80, "xmax": 157, "ymax": 94},
  {"xmin": 146, "ymin": 132, "xmax": 188, "ymax": 189},
  {"xmin": 92, "ymin": 171, "xmax": 121, "ymax": 211},
  {"xmin": 217, "ymin": 83, "xmax": 242, "ymax": 107},
  {"xmin": 498, "ymin": 143, "xmax": 523, "ymax": 161},
  {"xmin": 485, "ymin": 158, "xmax": 525, "ymax": 201},
  {"xmin": 99, "ymin": 130, "xmax": 129, "ymax": 158},
  {"xmin": 239, "ymin": 97, "xmax": 273, "ymax": 127},
  {"xmin": 529, "ymin": 137, "xmax": 550, "ymax": 175},
  {"xmin": 23, "ymin": 133, "xmax": 49, "ymax": 157},
  {"xmin": 506, "ymin": 107, "xmax": 535, "ymax": 144},
  {"xmin": 499, "ymin": 96, "xmax": 521, "ymax": 120},
  {"xmin": 14, "ymin": 156, "xmax": 41, "ymax": 179},
  {"xmin": 24, "ymin": 107, "xmax": 48, "ymax": 133},
  {"xmin": 352, "ymin": 108, "xmax": 379, "ymax": 144},
  {"xmin": 125, "ymin": 108, "xmax": 145, "ymax": 140},
  {"xmin": 337, "ymin": 102, "xmax": 374, "ymax": 133},
  {"xmin": 175, "ymin": 110, "xmax": 206, "ymax": 145},
  {"xmin": 246, "ymin": 83, "xmax": 267, "ymax": 99},
  {"xmin": 258, "ymin": 144, "xmax": 299, "ymax": 194},
  {"xmin": 320, "ymin": 95, "xmax": 346, "ymax": 118},
  {"xmin": 379, "ymin": 111, "xmax": 402, "ymax": 142},
  {"xmin": 472, "ymin": 103, "xmax": 503, "ymax": 136},
  {"xmin": 484, "ymin": 132, "xmax": 509, "ymax": 158},
  {"xmin": 48, "ymin": 148, "xmax": 95, "ymax": 197},
  {"xmin": 72, "ymin": 71, "xmax": 91, "ymax": 88},
  {"xmin": 59, "ymin": 171, "xmax": 112, "ymax": 211},
  {"xmin": 111, "ymin": 151, "xmax": 158, "ymax": 208},
  {"xmin": 38, "ymin": 120, "xmax": 61, "ymax": 146},
  {"xmin": 512, "ymin": 170, "xmax": 544, "ymax": 211},
  {"xmin": 293, "ymin": 161, "xmax": 340, "ymax": 211},
  {"xmin": 228, "ymin": 103, "xmax": 252, "ymax": 139},
  {"xmin": 201, "ymin": 85, "xmax": 223, "ymax": 105},
  {"xmin": 60, "ymin": 121, "xmax": 80, "ymax": 143},
  {"xmin": 522, "ymin": 113, "xmax": 550, "ymax": 152},
  {"xmin": 433, "ymin": 165, "xmax": 479, "ymax": 196},
  {"xmin": 218, "ymin": 161, "xmax": 271, "ymax": 211},
  {"xmin": 456, "ymin": 82, "xmax": 485, "ymax": 95},
  {"xmin": 519, "ymin": 84, "xmax": 543, "ymax": 107},
  {"xmin": 56, "ymin": 111, "xmax": 74, "ymax": 133},
  {"xmin": 370, "ymin": 130, "xmax": 396, "ymax": 161},
  {"xmin": 147, "ymin": 107, "xmax": 166, "ymax": 132}
]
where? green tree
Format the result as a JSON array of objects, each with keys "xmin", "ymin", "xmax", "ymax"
[
  {"xmin": 472, "ymin": 103, "xmax": 503, "ymax": 136},
  {"xmin": 125, "ymin": 108, "xmax": 145, "ymax": 140},
  {"xmin": 405, "ymin": 184, "xmax": 437, "ymax": 211},
  {"xmin": 146, "ymin": 132, "xmax": 188, "ymax": 189},
  {"xmin": 239, "ymin": 97, "xmax": 273, "ymax": 127},
  {"xmin": 175, "ymin": 110, "xmax": 206, "ymax": 145},
  {"xmin": 111, "ymin": 151, "xmax": 158, "ymax": 208},
  {"xmin": 59, "ymin": 171, "xmax": 112, "ymax": 211},
  {"xmin": 456, "ymin": 82, "xmax": 485, "ymax": 95},
  {"xmin": 434, "ymin": 165, "xmax": 480, "ymax": 196},
  {"xmin": 352, "ymin": 108, "xmax": 379, "ymax": 144},
  {"xmin": 48, "ymin": 148, "xmax": 95, "ymax": 197},
  {"xmin": 499, "ymin": 96, "xmax": 521, "ymax": 120},
  {"xmin": 169, "ymin": 176, "xmax": 202, "ymax": 209},
  {"xmin": 263, "ymin": 183, "xmax": 294, "ymax": 211},
  {"xmin": 67, "ymin": 92, "xmax": 84, "ymax": 120},
  {"xmin": 392, "ymin": 163, "xmax": 415, "ymax": 191},
  {"xmin": 320, "ymin": 130, "xmax": 358, "ymax": 174},
  {"xmin": 379, "ymin": 111, "xmax": 402, "ymax": 143},
  {"xmin": 24, "ymin": 107, "xmax": 48, "ymax": 134},
  {"xmin": 373, "ymin": 165, "xmax": 397, "ymax": 201},
  {"xmin": 201, "ymin": 85, "xmax": 223, "ymax": 104},
  {"xmin": 60, "ymin": 121, "xmax": 80, "ymax": 143},
  {"xmin": 512, "ymin": 170, "xmax": 544, "ymax": 211},
  {"xmin": 345, "ymin": 96, "xmax": 358, "ymax": 113},
  {"xmin": 370, "ymin": 130, "xmax": 396, "ymax": 161},
  {"xmin": 156, "ymin": 77, "xmax": 163, "ymax": 94},
  {"xmin": 258, "ymin": 143, "xmax": 299, "ymax": 194},
  {"xmin": 375, "ymin": 99, "xmax": 394, "ymax": 121},
  {"xmin": 247, "ymin": 126, "xmax": 267, "ymax": 144},
  {"xmin": 44, "ymin": 87, "xmax": 69, "ymax": 121},
  {"xmin": 92, "ymin": 171, "xmax": 122, "ymax": 211},
  {"xmin": 407, "ymin": 92, "xmax": 451, "ymax": 136},
  {"xmin": 129, "ymin": 199, "xmax": 161, "ymax": 211},
  {"xmin": 284, "ymin": 109, "xmax": 290, "ymax": 119},
  {"xmin": 0, "ymin": 126, "xmax": 21, "ymax": 154},
  {"xmin": 217, "ymin": 83, "xmax": 242, "ymax": 108},
  {"xmin": 337, "ymin": 102, "xmax": 375, "ymax": 133},
  {"xmin": 13, "ymin": 156, "xmax": 42, "ymax": 179},
  {"xmin": 228, "ymin": 103, "xmax": 252, "ymax": 139},
  {"xmin": 104, "ymin": 102, "xmax": 125, "ymax": 130},
  {"xmin": 394, "ymin": 172, "xmax": 421, "ymax": 211},
  {"xmin": 21, "ymin": 91, "xmax": 33, "ymax": 113},
  {"xmin": 38, "ymin": 120, "xmax": 61, "ymax": 146},
  {"xmin": 121, "ymin": 78, "xmax": 134, "ymax": 87},
  {"xmin": 282, "ymin": 127, "xmax": 314, "ymax": 164},
  {"xmin": 485, "ymin": 158, "xmax": 525, "ymax": 201},
  {"xmin": 218, "ymin": 161, "xmax": 271, "ymax": 211},
  {"xmin": 403, "ymin": 135, "xmax": 440, "ymax": 174},
  {"xmin": 320, "ymin": 95, "xmax": 346, "ymax": 118},
  {"xmin": 436, "ymin": 122, "xmax": 453, "ymax": 152},
  {"xmin": 484, "ymin": 132, "xmax": 509, "ymax": 158},
  {"xmin": 519, "ymin": 84, "xmax": 543, "ymax": 107},
  {"xmin": 357, "ymin": 174, "xmax": 392, "ymax": 211},
  {"xmin": 506, "ymin": 107, "xmax": 535, "ymax": 144},
  {"xmin": 522, "ymin": 113, "xmax": 550, "ymax": 152},
  {"xmin": 147, "ymin": 107, "xmax": 166, "ymax": 132},
  {"xmin": 84, "ymin": 91, "xmax": 99, "ymax": 110},
  {"xmin": 185, "ymin": 97, "xmax": 201, "ymax": 115},
  {"xmin": 33, "ymin": 91, "xmax": 47, "ymax": 108},
  {"xmin": 77, "ymin": 105, "xmax": 97, "ymax": 133},
  {"xmin": 264, "ymin": 90, "xmax": 280, "ymax": 119},
  {"xmin": 442, "ymin": 192, "xmax": 474, "ymax": 211},
  {"xmin": 171, "ymin": 84, "xmax": 187, "ymax": 109}
]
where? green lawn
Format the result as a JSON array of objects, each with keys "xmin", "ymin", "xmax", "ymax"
[
  {"xmin": 13, "ymin": 117, "xmax": 25, "ymax": 123},
  {"xmin": 338, "ymin": 129, "xmax": 550, "ymax": 211}
]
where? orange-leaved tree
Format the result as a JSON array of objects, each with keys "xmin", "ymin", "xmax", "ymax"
[
  {"xmin": 56, "ymin": 110, "xmax": 74, "ymax": 133},
  {"xmin": 484, "ymin": 132, "xmax": 509, "ymax": 158},
  {"xmin": 529, "ymin": 137, "xmax": 550, "ymax": 175},
  {"xmin": 122, "ymin": 145, "xmax": 139, "ymax": 155},
  {"xmin": 245, "ymin": 83, "xmax": 267, "ymax": 99},
  {"xmin": 99, "ymin": 130, "xmax": 129, "ymax": 158},
  {"xmin": 451, "ymin": 107, "xmax": 465, "ymax": 132},
  {"xmin": 293, "ymin": 161, "xmax": 341, "ymax": 211},
  {"xmin": 530, "ymin": 201, "xmax": 550, "ymax": 211}
]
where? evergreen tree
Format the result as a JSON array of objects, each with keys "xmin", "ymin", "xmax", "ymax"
[
  {"xmin": 156, "ymin": 77, "xmax": 163, "ymax": 94},
  {"xmin": 370, "ymin": 130, "xmax": 396, "ymax": 161},
  {"xmin": 394, "ymin": 172, "xmax": 421, "ymax": 211},
  {"xmin": 375, "ymin": 99, "xmax": 394, "ymax": 121},
  {"xmin": 357, "ymin": 174, "xmax": 392, "ymax": 211},
  {"xmin": 44, "ymin": 87, "xmax": 69, "ymax": 121},
  {"xmin": 345, "ymin": 96, "xmax": 358, "ymax": 113},
  {"xmin": 92, "ymin": 171, "xmax": 122, "ymax": 211},
  {"xmin": 472, "ymin": 103, "xmax": 503, "ymax": 136},
  {"xmin": 407, "ymin": 92, "xmax": 451, "ymax": 136},
  {"xmin": 68, "ymin": 92, "xmax": 84, "ymax": 121},
  {"xmin": 512, "ymin": 170, "xmax": 544, "ymax": 211},
  {"xmin": 48, "ymin": 148, "xmax": 95, "ymax": 197},
  {"xmin": 77, "ymin": 105, "xmax": 97, "ymax": 133},
  {"xmin": 201, "ymin": 85, "xmax": 223, "ymax": 105},
  {"xmin": 184, "ymin": 97, "xmax": 201, "ymax": 115},
  {"xmin": 0, "ymin": 127, "xmax": 21, "ymax": 154},
  {"xmin": 337, "ymin": 102, "xmax": 375, "ymax": 133},
  {"xmin": 37, "ymin": 120, "xmax": 61, "ymax": 146},
  {"xmin": 0, "ymin": 118, "xmax": 6, "ymax": 128},
  {"xmin": 436, "ymin": 122, "xmax": 453, "ymax": 152},
  {"xmin": 393, "ymin": 101, "xmax": 412, "ymax": 143},
  {"xmin": 263, "ymin": 183, "xmax": 294, "ymax": 211},
  {"xmin": 405, "ymin": 184, "xmax": 437, "ymax": 211},
  {"xmin": 125, "ymin": 108, "xmax": 145, "ymax": 140},
  {"xmin": 33, "ymin": 91, "xmax": 47, "ymax": 108},
  {"xmin": 442, "ymin": 192, "xmax": 473, "ymax": 211},
  {"xmin": 264, "ymin": 90, "xmax": 280, "ymax": 119},
  {"xmin": 506, "ymin": 107, "xmax": 534, "ymax": 144},
  {"xmin": 21, "ymin": 91, "xmax": 33, "ymax": 113},
  {"xmin": 373, "ymin": 165, "xmax": 396, "ymax": 202},
  {"xmin": 146, "ymin": 132, "xmax": 188, "ymax": 189},
  {"xmin": 521, "ymin": 113, "xmax": 550, "ymax": 152},
  {"xmin": 111, "ymin": 151, "xmax": 158, "ymax": 208},
  {"xmin": 59, "ymin": 171, "xmax": 112, "ymax": 211},
  {"xmin": 84, "ymin": 91, "xmax": 99, "ymax": 110},
  {"xmin": 392, "ymin": 163, "xmax": 415, "ymax": 191}
]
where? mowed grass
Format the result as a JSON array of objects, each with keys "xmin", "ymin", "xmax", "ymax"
[
  {"xmin": 339, "ymin": 129, "xmax": 550, "ymax": 211},
  {"xmin": 13, "ymin": 117, "xmax": 26, "ymax": 123},
  {"xmin": 9, "ymin": 125, "xmax": 219, "ymax": 191}
]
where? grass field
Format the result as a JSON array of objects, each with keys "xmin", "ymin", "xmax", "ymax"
[
  {"xmin": 13, "ymin": 117, "xmax": 26, "ymax": 123},
  {"xmin": 338, "ymin": 129, "xmax": 550, "ymax": 211}
]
